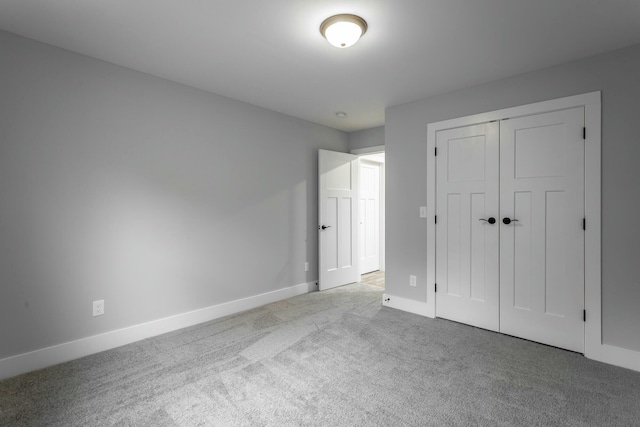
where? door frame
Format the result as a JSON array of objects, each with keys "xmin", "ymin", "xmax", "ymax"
[{"xmin": 426, "ymin": 92, "xmax": 601, "ymax": 361}]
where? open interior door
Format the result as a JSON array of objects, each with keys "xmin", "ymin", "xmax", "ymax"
[{"xmin": 318, "ymin": 149, "xmax": 359, "ymax": 291}]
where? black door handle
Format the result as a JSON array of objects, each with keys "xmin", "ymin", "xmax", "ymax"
[
  {"xmin": 479, "ymin": 217, "xmax": 496, "ymax": 224},
  {"xmin": 319, "ymin": 225, "xmax": 331, "ymax": 230},
  {"xmin": 502, "ymin": 217, "xmax": 519, "ymax": 225}
]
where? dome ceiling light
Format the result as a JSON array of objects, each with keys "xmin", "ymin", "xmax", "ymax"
[{"xmin": 320, "ymin": 14, "xmax": 368, "ymax": 48}]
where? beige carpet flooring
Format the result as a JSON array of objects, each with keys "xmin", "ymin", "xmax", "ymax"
[{"xmin": 360, "ymin": 271, "xmax": 384, "ymax": 288}]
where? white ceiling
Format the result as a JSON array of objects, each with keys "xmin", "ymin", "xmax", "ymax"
[{"xmin": 1, "ymin": 1, "xmax": 639, "ymax": 132}]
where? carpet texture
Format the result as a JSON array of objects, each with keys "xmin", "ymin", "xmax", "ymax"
[{"xmin": 1, "ymin": 283, "xmax": 639, "ymax": 426}]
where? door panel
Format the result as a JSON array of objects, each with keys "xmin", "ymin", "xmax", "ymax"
[
  {"xmin": 340, "ymin": 198, "xmax": 354, "ymax": 268},
  {"xmin": 470, "ymin": 192, "xmax": 488, "ymax": 301},
  {"xmin": 436, "ymin": 122, "xmax": 500, "ymax": 331},
  {"xmin": 325, "ymin": 197, "xmax": 339, "ymax": 271},
  {"xmin": 319, "ymin": 150, "xmax": 359, "ymax": 291},
  {"xmin": 499, "ymin": 107, "xmax": 585, "ymax": 352}
]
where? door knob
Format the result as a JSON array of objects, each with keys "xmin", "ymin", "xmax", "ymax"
[
  {"xmin": 502, "ymin": 217, "xmax": 519, "ymax": 225},
  {"xmin": 479, "ymin": 217, "xmax": 496, "ymax": 224},
  {"xmin": 319, "ymin": 225, "xmax": 331, "ymax": 230}
]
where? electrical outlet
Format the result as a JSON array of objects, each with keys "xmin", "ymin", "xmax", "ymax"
[
  {"xmin": 93, "ymin": 300, "xmax": 104, "ymax": 317},
  {"xmin": 305, "ymin": 261, "xmax": 309, "ymax": 272},
  {"xmin": 410, "ymin": 275, "xmax": 417, "ymax": 287}
]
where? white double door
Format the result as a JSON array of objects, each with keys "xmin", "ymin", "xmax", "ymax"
[{"xmin": 435, "ymin": 107, "xmax": 585, "ymax": 353}]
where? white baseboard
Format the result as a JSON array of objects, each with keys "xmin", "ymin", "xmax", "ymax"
[
  {"xmin": 601, "ymin": 344, "xmax": 640, "ymax": 372},
  {"xmin": 0, "ymin": 281, "xmax": 317, "ymax": 381},
  {"xmin": 382, "ymin": 293, "xmax": 433, "ymax": 318}
]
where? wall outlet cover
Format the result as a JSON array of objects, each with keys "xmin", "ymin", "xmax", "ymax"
[{"xmin": 93, "ymin": 300, "xmax": 104, "ymax": 317}]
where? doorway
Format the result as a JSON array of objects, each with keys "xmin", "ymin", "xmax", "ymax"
[
  {"xmin": 357, "ymin": 150, "xmax": 385, "ymax": 289},
  {"xmin": 317, "ymin": 148, "xmax": 386, "ymax": 290}
]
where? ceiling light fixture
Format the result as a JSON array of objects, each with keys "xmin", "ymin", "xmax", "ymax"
[
  {"xmin": 336, "ymin": 112, "xmax": 347, "ymax": 118},
  {"xmin": 320, "ymin": 14, "xmax": 367, "ymax": 48}
]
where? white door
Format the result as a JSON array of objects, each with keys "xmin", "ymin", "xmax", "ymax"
[
  {"xmin": 499, "ymin": 107, "xmax": 585, "ymax": 352},
  {"xmin": 318, "ymin": 150, "xmax": 359, "ymax": 291},
  {"xmin": 435, "ymin": 108, "xmax": 585, "ymax": 353},
  {"xmin": 359, "ymin": 160, "xmax": 380, "ymax": 274},
  {"xmin": 435, "ymin": 122, "xmax": 500, "ymax": 331}
]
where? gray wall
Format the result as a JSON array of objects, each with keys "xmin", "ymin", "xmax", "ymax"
[
  {"xmin": 385, "ymin": 43, "xmax": 640, "ymax": 352},
  {"xmin": 348, "ymin": 126, "xmax": 385, "ymax": 151},
  {"xmin": 0, "ymin": 30, "xmax": 348, "ymax": 359}
]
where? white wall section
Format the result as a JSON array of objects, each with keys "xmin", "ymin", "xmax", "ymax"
[
  {"xmin": 0, "ymin": 30, "xmax": 347, "ymax": 368},
  {"xmin": 349, "ymin": 127, "xmax": 385, "ymax": 152}
]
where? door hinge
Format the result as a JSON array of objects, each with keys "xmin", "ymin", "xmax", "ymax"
[
  {"xmin": 435, "ymin": 283, "xmax": 437, "ymax": 293},
  {"xmin": 435, "ymin": 215, "xmax": 437, "ymax": 224},
  {"xmin": 434, "ymin": 147, "xmax": 438, "ymax": 156},
  {"xmin": 583, "ymin": 218, "xmax": 586, "ymax": 230},
  {"xmin": 583, "ymin": 127, "xmax": 586, "ymax": 140},
  {"xmin": 583, "ymin": 309, "xmax": 586, "ymax": 322}
]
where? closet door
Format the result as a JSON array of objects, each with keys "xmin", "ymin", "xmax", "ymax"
[
  {"xmin": 499, "ymin": 107, "xmax": 585, "ymax": 352},
  {"xmin": 435, "ymin": 122, "xmax": 500, "ymax": 331}
]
